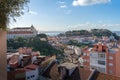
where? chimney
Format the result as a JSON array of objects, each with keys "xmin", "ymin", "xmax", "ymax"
[{"xmin": 98, "ymin": 43, "xmax": 102, "ymax": 52}]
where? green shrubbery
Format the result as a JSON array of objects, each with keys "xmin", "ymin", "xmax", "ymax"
[{"xmin": 7, "ymin": 34, "xmax": 62, "ymax": 56}]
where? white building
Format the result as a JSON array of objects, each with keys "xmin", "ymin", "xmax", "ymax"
[
  {"xmin": 7, "ymin": 25, "xmax": 38, "ymax": 39},
  {"xmin": 89, "ymin": 51, "xmax": 106, "ymax": 73},
  {"xmin": 25, "ymin": 64, "xmax": 39, "ymax": 80}
]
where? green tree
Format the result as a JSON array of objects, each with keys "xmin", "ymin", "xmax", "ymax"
[
  {"xmin": 91, "ymin": 29, "xmax": 112, "ymax": 37},
  {"xmin": 0, "ymin": 0, "xmax": 29, "ymax": 79},
  {"xmin": 0, "ymin": 0, "xmax": 29, "ymax": 29},
  {"xmin": 7, "ymin": 36, "xmax": 62, "ymax": 56},
  {"xmin": 37, "ymin": 33, "xmax": 47, "ymax": 38},
  {"xmin": 68, "ymin": 40, "xmax": 79, "ymax": 45},
  {"xmin": 37, "ymin": 33, "xmax": 48, "ymax": 41}
]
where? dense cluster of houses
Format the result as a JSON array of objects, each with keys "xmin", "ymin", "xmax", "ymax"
[
  {"xmin": 7, "ymin": 46, "xmax": 120, "ymax": 80},
  {"xmin": 7, "ymin": 47, "xmax": 56, "ymax": 80},
  {"xmin": 47, "ymin": 34, "xmax": 120, "ymax": 80},
  {"xmin": 6, "ymin": 26, "xmax": 120, "ymax": 80}
]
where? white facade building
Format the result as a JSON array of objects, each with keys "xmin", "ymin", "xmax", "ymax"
[
  {"xmin": 90, "ymin": 51, "xmax": 106, "ymax": 73},
  {"xmin": 7, "ymin": 25, "xmax": 38, "ymax": 39}
]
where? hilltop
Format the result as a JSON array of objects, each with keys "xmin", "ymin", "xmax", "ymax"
[{"xmin": 64, "ymin": 29, "xmax": 119, "ymax": 40}]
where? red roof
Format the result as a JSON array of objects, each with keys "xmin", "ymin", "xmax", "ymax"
[
  {"xmin": 7, "ymin": 26, "xmax": 35, "ymax": 34},
  {"xmin": 13, "ymin": 27, "xmax": 31, "ymax": 29},
  {"xmin": 9, "ymin": 55, "xmax": 19, "ymax": 68},
  {"xmin": 79, "ymin": 68, "xmax": 120, "ymax": 80},
  {"xmin": 8, "ymin": 31, "xmax": 33, "ymax": 34},
  {"xmin": 25, "ymin": 64, "xmax": 39, "ymax": 70},
  {"xmin": 79, "ymin": 68, "xmax": 92, "ymax": 80},
  {"xmin": 7, "ymin": 69, "xmax": 26, "ymax": 80}
]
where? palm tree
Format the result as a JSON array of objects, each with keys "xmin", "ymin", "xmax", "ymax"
[{"xmin": 0, "ymin": 0, "xmax": 29, "ymax": 79}]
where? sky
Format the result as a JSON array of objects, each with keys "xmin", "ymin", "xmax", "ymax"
[{"xmin": 10, "ymin": 0, "xmax": 120, "ymax": 31}]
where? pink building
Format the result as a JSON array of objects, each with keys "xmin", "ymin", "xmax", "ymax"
[{"xmin": 82, "ymin": 42, "xmax": 120, "ymax": 77}]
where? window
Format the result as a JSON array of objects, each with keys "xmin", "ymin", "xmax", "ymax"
[
  {"xmin": 98, "ymin": 54, "xmax": 105, "ymax": 58},
  {"xmin": 109, "ymin": 63, "xmax": 113, "ymax": 66},
  {"xmin": 109, "ymin": 70, "xmax": 113, "ymax": 74},
  {"xmin": 90, "ymin": 53, "xmax": 98, "ymax": 58},
  {"xmin": 83, "ymin": 53, "xmax": 87, "ymax": 56},
  {"xmin": 98, "ymin": 60, "xmax": 105, "ymax": 65},
  {"xmin": 27, "ymin": 77, "xmax": 30, "ymax": 79},
  {"xmin": 90, "ymin": 58, "xmax": 98, "ymax": 64},
  {"xmin": 109, "ymin": 56, "xmax": 113, "ymax": 60},
  {"xmin": 31, "ymin": 75, "xmax": 35, "ymax": 78}
]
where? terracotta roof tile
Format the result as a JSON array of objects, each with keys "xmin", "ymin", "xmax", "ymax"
[
  {"xmin": 79, "ymin": 68, "xmax": 120, "ymax": 80},
  {"xmin": 8, "ymin": 31, "xmax": 33, "ymax": 34},
  {"xmin": 25, "ymin": 64, "xmax": 39, "ymax": 70},
  {"xmin": 9, "ymin": 55, "xmax": 19, "ymax": 68},
  {"xmin": 79, "ymin": 68, "xmax": 92, "ymax": 80},
  {"xmin": 95, "ymin": 73, "xmax": 120, "ymax": 80},
  {"xmin": 7, "ymin": 69, "xmax": 25, "ymax": 80},
  {"xmin": 13, "ymin": 27, "xmax": 31, "ymax": 29}
]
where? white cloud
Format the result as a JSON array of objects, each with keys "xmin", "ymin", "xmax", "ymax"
[
  {"xmin": 58, "ymin": 1, "xmax": 65, "ymax": 4},
  {"xmin": 72, "ymin": 0, "xmax": 111, "ymax": 6},
  {"xmin": 57, "ymin": 1, "xmax": 67, "ymax": 8},
  {"xmin": 57, "ymin": 1, "xmax": 71, "ymax": 14},
  {"xmin": 28, "ymin": 11, "xmax": 38, "ymax": 15},
  {"xmin": 60, "ymin": 5, "xmax": 67, "ymax": 8}
]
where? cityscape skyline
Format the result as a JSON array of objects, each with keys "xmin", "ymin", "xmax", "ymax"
[
  {"xmin": 9, "ymin": 0, "xmax": 120, "ymax": 31},
  {"xmin": 2, "ymin": 0, "xmax": 120, "ymax": 80}
]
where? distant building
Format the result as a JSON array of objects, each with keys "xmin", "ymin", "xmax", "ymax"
[
  {"xmin": 7, "ymin": 25, "xmax": 38, "ymax": 39},
  {"xmin": 82, "ymin": 42, "xmax": 120, "ymax": 77}
]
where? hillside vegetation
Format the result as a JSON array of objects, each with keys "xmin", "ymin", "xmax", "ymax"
[
  {"xmin": 65, "ymin": 29, "xmax": 119, "ymax": 40},
  {"xmin": 7, "ymin": 34, "xmax": 62, "ymax": 56}
]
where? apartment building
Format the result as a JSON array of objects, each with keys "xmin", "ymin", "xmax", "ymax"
[
  {"xmin": 82, "ymin": 42, "xmax": 120, "ymax": 77},
  {"xmin": 7, "ymin": 25, "xmax": 38, "ymax": 39}
]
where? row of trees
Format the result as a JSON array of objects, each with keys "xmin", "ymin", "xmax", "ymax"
[{"xmin": 65, "ymin": 30, "xmax": 90, "ymax": 37}]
